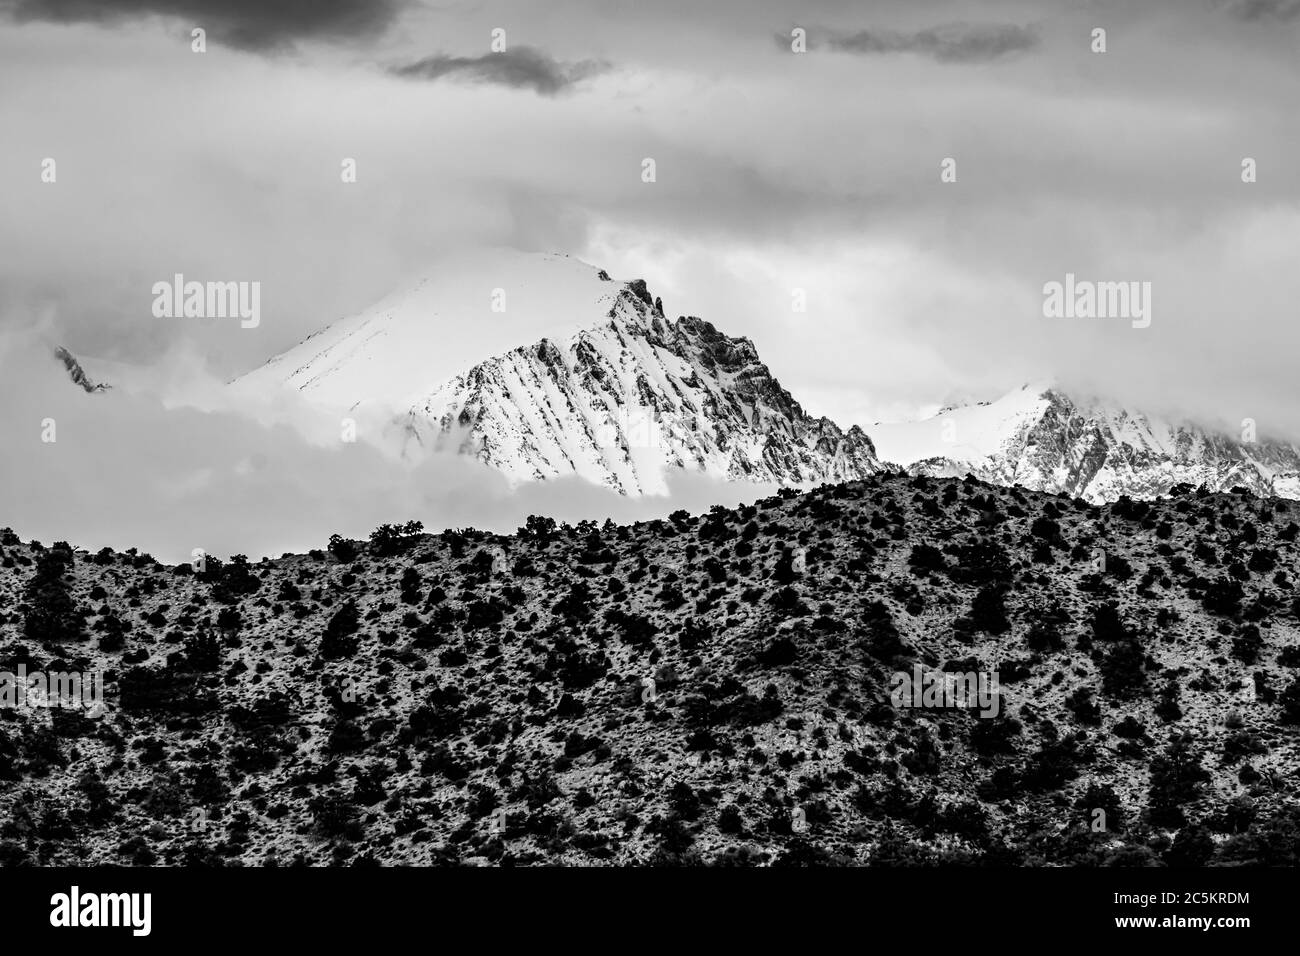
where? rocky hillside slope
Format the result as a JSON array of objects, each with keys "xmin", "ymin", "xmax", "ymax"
[{"xmin": 3, "ymin": 475, "xmax": 1300, "ymax": 866}]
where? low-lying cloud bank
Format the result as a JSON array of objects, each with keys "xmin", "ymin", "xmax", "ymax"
[{"xmin": 0, "ymin": 333, "xmax": 777, "ymax": 563}]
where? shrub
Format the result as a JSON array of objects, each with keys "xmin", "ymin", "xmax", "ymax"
[
  {"xmin": 907, "ymin": 544, "xmax": 946, "ymax": 576},
  {"xmin": 1100, "ymin": 637, "xmax": 1148, "ymax": 699},
  {"xmin": 1089, "ymin": 602, "xmax": 1130, "ymax": 642},
  {"xmin": 1147, "ymin": 735, "xmax": 1210, "ymax": 828},
  {"xmin": 23, "ymin": 548, "xmax": 84, "ymax": 643},
  {"xmin": 119, "ymin": 667, "xmax": 216, "ymax": 715},
  {"xmin": 328, "ymin": 534, "xmax": 358, "ymax": 563},
  {"xmin": 603, "ymin": 608, "xmax": 658, "ymax": 647},
  {"xmin": 309, "ymin": 790, "xmax": 363, "ymax": 839},
  {"xmin": 1165, "ymin": 825, "xmax": 1214, "ymax": 867},
  {"xmin": 1075, "ymin": 782, "xmax": 1124, "ymax": 831},
  {"xmin": 1155, "ymin": 680, "xmax": 1183, "ymax": 722},
  {"xmin": 1278, "ymin": 678, "xmax": 1300, "ymax": 724},
  {"xmin": 518, "ymin": 515, "xmax": 558, "ymax": 544},
  {"xmin": 319, "ymin": 600, "xmax": 361, "ymax": 660},
  {"xmin": 211, "ymin": 555, "xmax": 261, "ymax": 604},
  {"xmin": 970, "ymin": 585, "xmax": 1010, "ymax": 635},
  {"xmin": 1064, "ymin": 687, "xmax": 1102, "ymax": 725},
  {"xmin": 1231, "ymin": 624, "xmax": 1263, "ymax": 665},
  {"xmin": 862, "ymin": 600, "xmax": 907, "ymax": 663},
  {"xmin": 1202, "ymin": 576, "xmax": 1244, "ymax": 617},
  {"xmin": 554, "ymin": 582, "xmax": 594, "ymax": 622},
  {"xmin": 369, "ymin": 521, "xmax": 424, "ymax": 557},
  {"xmin": 184, "ymin": 626, "xmax": 222, "ymax": 671}
]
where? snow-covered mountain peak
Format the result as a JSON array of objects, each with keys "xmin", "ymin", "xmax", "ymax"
[
  {"xmin": 232, "ymin": 249, "xmax": 631, "ymax": 413},
  {"xmin": 392, "ymin": 275, "xmax": 878, "ymax": 494},
  {"xmin": 873, "ymin": 381, "xmax": 1300, "ymax": 502},
  {"xmin": 234, "ymin": 252, "xmax": 880, "ymax": 495},
  {"xmin": 231, "ymin": 251, "xmax": 1297, "ymax": 502}
]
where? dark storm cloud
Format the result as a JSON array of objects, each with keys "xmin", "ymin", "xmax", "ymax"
[
  {"xmin": 1226, "ymin": 0, "xmax": 1300, "ymax": 20},
  {"xmin": 389, "ymin": 46, "xmax": 610, "ymax": 95},
  {"xmin": 0, "ymin": 0, "xmax": 407, "ymax": 50},
  {"xmin": 801, "ymin": 22, "xmax": 1039, "ymax": 62}
]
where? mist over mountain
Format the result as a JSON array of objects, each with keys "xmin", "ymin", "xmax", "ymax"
[{"xmin": 229, "ymin": 251, "xmax": 1300, "ymax": 505}]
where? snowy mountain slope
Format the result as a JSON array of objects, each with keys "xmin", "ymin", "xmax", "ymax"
[
  {"xmin": 231, "ymin": 251, "xmax": 629, "ymax": 413},
  {"xmin": 871, "ymin": 384, "xmax": 1300, "ymax": 502},
  {"xmin": 233, "ymin": 251, "xmax": 879, "ymax": 495},
  {"xmin": 391, "ymin": 277, "xmax": 880, "ymax": 495}
]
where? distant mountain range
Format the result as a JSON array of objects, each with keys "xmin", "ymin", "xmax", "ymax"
[
  {"xmin": 870, "ymin": 384, "xmax": 1300, "ymax": 503},
  {"xmin": 62, "ymin": 250, "xmax": 1300, "ymax": 502}
]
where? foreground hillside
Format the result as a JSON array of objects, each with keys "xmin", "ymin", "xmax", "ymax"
[{"xmin": 2, "ymin": 474, "xmax": 1300, "ymax": 866}]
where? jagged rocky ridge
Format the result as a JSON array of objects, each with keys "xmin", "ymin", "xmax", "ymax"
[
  {"xmin": 873, "ymin": 385, "xmax": 1300, "ymax": 504},
  {"xmin": 394, "ymin": 279, "xmax": 879, "ymax": 494}
]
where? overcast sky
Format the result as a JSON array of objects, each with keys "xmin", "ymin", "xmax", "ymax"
[{"xmin": 1, "ymin": 0, "xmax": 1298, "ymax": 555}]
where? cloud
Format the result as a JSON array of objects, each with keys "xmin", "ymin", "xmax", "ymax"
[
  {"xmin": 813, "ymin": 22, "xmax": 1039, "ymax": 62},
  {"xmin": 3, "ymin": 0, "xmax": 1299, "ymax": 463},
  {"xmin": 0, "ymin": 332, "xmax": 775, "ymax": 563},
  {"xmin": 1226, "ymin": 0, "xmax": 1300, "ymax": 21},
  {"xmin": 389, "ymin": 46, "xmax": 610, "ymax": 95},
  {"xmin": 0, "ymin": 0, "xmax": 408, "ymax": 50}
]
